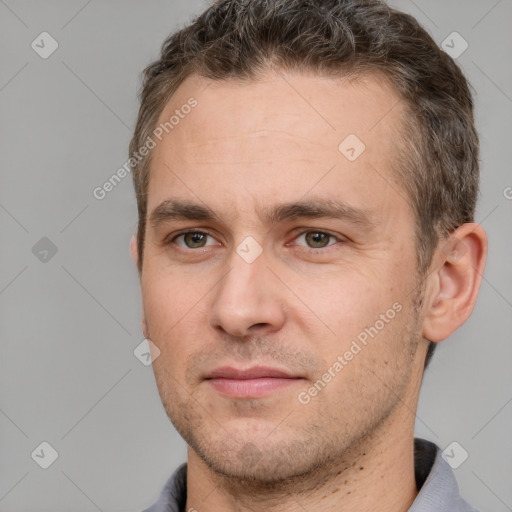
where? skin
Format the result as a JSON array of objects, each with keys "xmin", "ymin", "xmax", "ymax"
[{"xmin": 131, "ymin": 70, "xmax": 487, "ymax": 512}]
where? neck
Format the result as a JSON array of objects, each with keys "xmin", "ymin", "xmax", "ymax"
[{"xmin": 186, "ymin": 408, "xmax": 419, "ymax": 512}]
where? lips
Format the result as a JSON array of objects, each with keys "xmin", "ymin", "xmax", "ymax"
[
  {"xmin": 205, "ymin": 366, "xmax": 302, "ymax": 398},
  {"xmin": 206, "ymin": 366, "xmax": 296, "ymax": 379}
]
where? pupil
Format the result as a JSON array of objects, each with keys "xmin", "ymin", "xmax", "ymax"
[
  {"xmin": 307, "ymin": 232, "xmax": 328, "ymax": 248},
  {"xmin": 186, "ymin": 233, "xmax": 206, "ymax": 247}
]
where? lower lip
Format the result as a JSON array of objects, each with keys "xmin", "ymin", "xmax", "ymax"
[{"xmin": 207, "ymin": 377, "xmax": 300, "ymax": 398}]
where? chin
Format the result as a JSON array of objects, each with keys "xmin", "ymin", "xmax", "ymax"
[{"xmin": 185, "ymin": 423, "xmax": 344, "ymax": 486}]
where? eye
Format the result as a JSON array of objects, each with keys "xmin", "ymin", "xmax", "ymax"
[
  {"xmin": 172, "ymin": 231, "xmax": 219, "ymax": 249},
  {"xmin": 293, "ymin": 231, "xmax": 340, "ymax": 249}
]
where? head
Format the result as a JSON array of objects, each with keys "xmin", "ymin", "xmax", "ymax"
[{"xmin": 129, "ymin": 0, "xmax": 486, "ymax": 484}]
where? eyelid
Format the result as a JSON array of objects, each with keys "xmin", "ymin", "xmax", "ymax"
[
  {"xmin": 168, "ymin": 229, "xmax": 221, "ymax": 248},
  {"xmin": 165, "ymin": 228, "xmax": 345, "ymax": 250},
  {"xmin": 288, "ymin": 229, "xmax": 345, "ymax": 249}
]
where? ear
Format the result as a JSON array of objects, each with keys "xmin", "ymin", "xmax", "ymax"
[
  {"xmin": 130, "ymin": 234, "xmax": 138, "ymax": 264},
  {"xmin": 142, "ymin": 315, "xmax": 149, "ymax": 340},
  {"xmin": 422, "ymin": 223, "xmax": 487, "ymax": 342},
  {"xmin": 130, "ymin": 235, "xmax": 149, "ymax": 339}
]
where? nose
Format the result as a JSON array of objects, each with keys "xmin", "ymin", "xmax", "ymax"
[{"xmin": 209, "ymin": 246, "xmax": 286, "ymax": 338}]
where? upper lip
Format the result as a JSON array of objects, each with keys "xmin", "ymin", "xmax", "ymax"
[{"xmin": 206, "ymin": 366, "xmax": 299, "ymax": 380}]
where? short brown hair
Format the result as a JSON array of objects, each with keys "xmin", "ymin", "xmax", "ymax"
[{"xmin": 129, "ymin": 0, "xmax": 480, "ymax": 368}]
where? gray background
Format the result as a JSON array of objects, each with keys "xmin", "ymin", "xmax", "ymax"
[{"xmin": 0, "ymin": 0, "xmax": 511, "ymax": 510}]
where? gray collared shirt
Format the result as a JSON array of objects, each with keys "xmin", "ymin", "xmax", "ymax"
[{"xmin": 142, "ymin": 438, "xmax": 478, "ymax": 512}]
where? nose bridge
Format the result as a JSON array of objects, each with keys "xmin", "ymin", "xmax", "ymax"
[
  {"xmin": 223, "ymin": 254, "xmax": 261, "ymax": 303},
  {"xmin": 209, "ymin": 242, "xmax": 285, "ymax": 337}
]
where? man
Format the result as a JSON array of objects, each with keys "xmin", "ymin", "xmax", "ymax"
[{"xmin": 129, "ymin": 0, "xmax": 487, "ymax": 510}]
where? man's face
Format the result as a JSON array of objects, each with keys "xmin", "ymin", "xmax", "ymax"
[{"xmin": 139, "ymin": 71, "xmax": 429, "ymax": 482}]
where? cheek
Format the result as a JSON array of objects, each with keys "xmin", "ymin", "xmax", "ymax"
[
  {"xmin": 292, "ymin": 266, "xmax": 409, "ymax": 376},
  {"xmin": 141, "ymin": 268, "xmax": 206, "ymax": 353},
  {"xmin": 294, "ymin": 268, "xmax": 390, "ymax": 332}
]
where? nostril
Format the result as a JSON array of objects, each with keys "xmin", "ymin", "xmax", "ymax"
[{"xmin": 250, "ymin": 323, "xmax": 268, "ymax": 329}]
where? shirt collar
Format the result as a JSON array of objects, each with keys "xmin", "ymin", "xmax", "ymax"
[{"xmin": 409, "ymin": 439, "xmax": 478, "ymax": 512}]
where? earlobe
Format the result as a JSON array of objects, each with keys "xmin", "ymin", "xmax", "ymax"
[
  {"xmin": 142, "ymin": 315, "xmax": 149, "ymax": 339},
  {"xmin": 422, "ymin": 223, "xmax": 487, "ymax": 342}
]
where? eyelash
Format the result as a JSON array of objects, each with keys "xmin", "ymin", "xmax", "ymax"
[{"xmin": 167, "ymin": 229, "xmax": 344, "ymax": 252}]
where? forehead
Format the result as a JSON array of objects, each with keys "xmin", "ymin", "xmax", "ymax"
[
  {"xmin": 148, "ymin": 70, "xmax": 408, "ymax": 216},
  {"xmin": 157, "ymin": 70, "xmax": 403, "ymax": 148}
]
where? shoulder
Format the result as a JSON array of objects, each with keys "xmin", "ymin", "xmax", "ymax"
[{"xmin": 141, "ymin": 463, "xmax": 188, "ymax": 512}]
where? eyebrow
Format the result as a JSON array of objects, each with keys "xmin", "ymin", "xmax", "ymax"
[
  {"xmin": 148, "ymin": 198, "xmax": 376, "ymax": 230},
  {"xmin": 262, "ymin": 199, "xmax": 376, "ymax": 229},
  {"xmin": 149, "ymin": 200, "xmax": 220, "ymax": 229}
]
